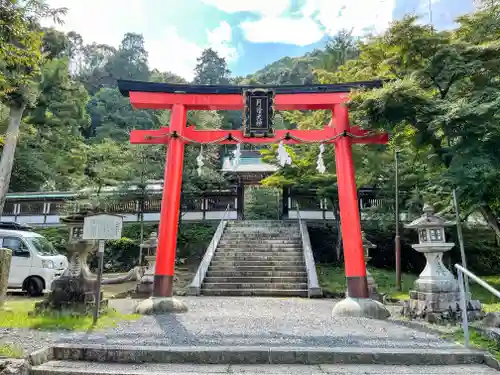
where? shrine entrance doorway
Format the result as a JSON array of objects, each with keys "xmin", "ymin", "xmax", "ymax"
[
  {"xmin": 244, "ymin": 186, "xmax": 281, "ymax": 220},
  {"xmin": 117, "ymin": 80, "xmax": 388, "ymax": 306}
]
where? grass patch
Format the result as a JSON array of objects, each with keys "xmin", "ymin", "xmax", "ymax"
[
  {"xmin": 317, "ymin": 265, "xmax": 416, "ymax": 299},
  {"xmin": 0, "ymin": 300, "xmax": 139, "ymax": 331},
  {"xmin": 317, "ymin": 265, "xmax": 500, "ymax": 308},
  {"xmin": 0, "ymin": 344, "xmax": 24, "ymax": 358},
  {"xmin": 443, "ymin": 328, "xmax": 500, "ymax": 361}
]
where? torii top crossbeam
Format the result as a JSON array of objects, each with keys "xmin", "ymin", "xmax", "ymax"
[
  {"xmin": 118, "ymin": 79, "xmax": 383, "ymax": 111},
  {"xmin": 118, "ymin": 79, "xmax": 388, "ymax": 305},
  {"xmin": 118, "ymin": 79, "xmax": 388, "ymax": 146}
]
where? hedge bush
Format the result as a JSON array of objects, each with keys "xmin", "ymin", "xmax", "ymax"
[
  {"xmin": 36, "ymin": 220, "xmax": 500, "ymax": 276},
  {"xmin": 36, "ymin": 222, "xmax": 216, "ymax": 273},
  {"xmin": 308, "ymin": 221, "xmax": 500, "ymax": 276}
]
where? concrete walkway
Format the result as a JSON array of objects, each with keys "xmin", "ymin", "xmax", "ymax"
[{"xmin": 56, "ymin": 297, "xmax": 459, "ymax": 349}]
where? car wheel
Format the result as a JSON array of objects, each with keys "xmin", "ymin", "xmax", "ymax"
[{"xmin": 25, "ymin": 277, "xmax": 44, "ymax": 297}]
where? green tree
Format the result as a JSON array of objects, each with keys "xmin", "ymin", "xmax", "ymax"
[
  {"xmin": 87, "ymin": 87, "xmax": 157, "ymax": 142},
  {"xmin": 0, "ymin": 0, "xmax": 66, "ymax": 211},
  {"xmin": 11, "ymin": 57, "xmax": 90, "ymax": 191},
  {"xmin": 339, "ymin": 16, "xmax": 500, "ymax": 237},
  {"xmin": 83, "ymin": 139, "xmax": 133, "ymax": 195},
  {"xmin": 193, "ymin": 48, "xmax": 231, "ymax": 85}
]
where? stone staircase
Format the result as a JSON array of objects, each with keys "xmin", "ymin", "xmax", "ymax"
[{"xmin": 201, "ymin": 220, "xmax": 309, "ymax": 297}]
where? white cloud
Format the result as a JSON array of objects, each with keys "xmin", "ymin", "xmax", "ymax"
[
  {"xmin": 146, "ymin": 27, "xmax": 203, "ymax": 81},
  {"xmin": 206, "ymin": 21, "xmax": 239, "ymax": 62},
  {"xmin": 303, "ymin": 0, "xmax": 396, "ymax": 36},
  {"xmin": 200, "ymin": 0, "xmax": 291, "ymax": 16},
  {"xmin": 148, "ymin": 21, "xmax": 238, "ymax": 81},
  {"xmin": 241, "ymin": 17, "xmax": 324, "ymax": 46},
  {"xmin": 43, "ymin": 0, "xmax": 148, "ymax": 48},
  {"xmin": 43, "ymin": 1, "xmax": 239, "ymax": 81},
  {"xmin": 201, "ymin": 0, "xmax": 326, "ymax": 45},
  {"xmin": 203, "ymin": 0, "xmax": 395, "ymax": 46}
]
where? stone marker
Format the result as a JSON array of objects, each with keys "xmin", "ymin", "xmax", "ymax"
[
  {"xmin": 0, "ymin": 248, "xmax": 12, "ymax": 310},
  {"xmin": 362, "ymin": 231, "xmax": 382, "ymax": 302},
  {"xmin": 132, "ymin": 232, "xmax": 158, "ymax": 298}
]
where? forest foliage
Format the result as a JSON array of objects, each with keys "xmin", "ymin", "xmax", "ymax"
[{"xmin": 1, "ymin": 1, "xmax": 500, "ymax": 253}]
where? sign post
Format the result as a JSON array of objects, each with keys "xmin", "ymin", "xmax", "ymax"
[{"xmin": 83, "ymin": 214, "xmax": 123, "ymax": 324}]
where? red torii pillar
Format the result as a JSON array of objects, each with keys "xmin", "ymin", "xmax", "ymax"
[{"xmin": 119, "ymin": 80, "xmax": 388, "ymax": 302}]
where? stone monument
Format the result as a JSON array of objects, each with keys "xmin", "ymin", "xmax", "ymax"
[
  {"xmin": 35, "ymin": 204, "xmax": 105, "ymax": 313},
  {"xmin": 402, "ymin": 204, "xmax": 481, "ymax": 322},
  {"xmin": 0, "ymin": 248, "xmax": 12, "ymax": 310},
  {"xmin": 133, "ymin": 232, "xmax": 158, "ymax": 297},
  {"xmin": 362, "ymin": 232, "xmax": 381, "ymax": 301}
]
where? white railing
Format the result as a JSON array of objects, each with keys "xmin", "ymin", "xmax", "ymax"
[
  {"xmin": 187, "ymin": 204, "xmax": 231, "ymax": 295},
  {"xmin": 455, "ymin": 264, "xmax": 500, "ymax": 348},
  {"xmin": 296, "ymin": 203, "xmax": 322, "ymax": 297}
]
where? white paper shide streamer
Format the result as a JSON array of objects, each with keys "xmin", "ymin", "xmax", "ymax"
[
  {"xmin": 316, "ymin": 143, "xmax": 326, "ymax": 174},
  {"xmin": 231, "ymin": 143, "xmax": 242, "ymax": 171},
  {"xmin": 196, "ymin": 145, "xmax": 204, "ymax": 176},
  {"xmin": 276, "ymin": 141, "xmax": 292, "ymax": 167}
]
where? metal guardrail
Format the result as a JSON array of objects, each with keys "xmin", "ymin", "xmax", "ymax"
[
  {"xmin": 296, "ymin": 203, "xmax": 322, "ymax": 297},
  {"xmin": 187, "ymin": 204, "xmax": 231, "ymax": 295},
  {"xmin": 455, "ymin": 263, "xmax": 500, "ymax": 348}
]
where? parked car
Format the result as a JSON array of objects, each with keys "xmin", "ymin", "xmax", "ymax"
[{"xmin": 0, "ymin": 222, "xmax": 68, "ymax": 297}]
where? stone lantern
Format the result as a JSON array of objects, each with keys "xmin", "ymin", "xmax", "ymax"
[
  {"xmin": 133, "ymin": 232, "xmax": 158, "ymax": 297},
  {"xmin": 402, "ymin": 204, "xmax": 480, "ymax": 321},
  {"xmin": 36, "ymin": 204, "xmax": 101, "ymax": 313},
  {"xmin": 362, "ymin": 232, "xmax": 381, "ymax": 301}
]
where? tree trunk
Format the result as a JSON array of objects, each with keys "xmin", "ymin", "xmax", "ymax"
[
  {"xmin": 0, "ymin": 104, "xmax": 26, "ymax": 215},
  {"xmin": 479, "ymin": 205, "xmax": 500, "ymax": 242}
]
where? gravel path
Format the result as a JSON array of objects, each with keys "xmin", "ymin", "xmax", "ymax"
[
  {"xmin": 34, "ymin": 362, "xmax": 500, "ymax": 375},
  {"xmin": 1, "ymin": 297, "xmax": 461, "ymax": 356},
  {"xmin": 59, "ymin": 297, "xmax": 458, "ymax": 349},
  {"xmin": 0, "ymin": 328, "xmax": 73, "ymax": 355}
]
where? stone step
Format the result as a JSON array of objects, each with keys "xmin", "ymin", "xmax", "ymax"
[
  {"xmin": 202, "ymin": 282, "xmax": 308, "ymax": 290},
  {"xmin": 206, "ymin": 270, "xmax": 308, "ymax": 278},
  {"xmin": 215, "ymin": 248, "xmax": 303, "ymax": 253},
  {"xmin": 224, "ymin": 237, "xmax": 301, "ymax": 241},
  {"xmin": 30, "ymin": 361, "xmax": 500, "ymax": 375},
  {"xmin": 203, "ymin": 276, "xmax": 308, "ymax": 283},
  {"xmin": 209, "ymin": 260, "xmax": 306, "ymax": 267},
  {"xmin": 227, "ymin": 220, "xmax": 299, "ymax": 226},
  {"xmin": 224, "ymin": 228, "xmax": 300, "ymax": 232},
  {"xmin": 200, "ymin": 288, "xmax": 309, "ymax": 297},
  {"xmin": 217, "ymin": 243, "xmax": 302, "ymax": 249},
  {"xmin": 208, "ymin": 265, "xmax": 306, "ymax": 272},
  {"xmin": 219, "ymin": 241, "xmax": 302, "ymax": 247},
  {"xmin": 44, "ymin": 344, "xmax": 489, "ymax": 366},
  {"xmin": 212, "ymin": 254, "xmax": 304, "ymax": 262}
]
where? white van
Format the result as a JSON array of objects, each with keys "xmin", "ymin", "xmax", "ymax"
[{"xmin": 0, "ymin": 222, "xmax": 68, "ymax": 297}]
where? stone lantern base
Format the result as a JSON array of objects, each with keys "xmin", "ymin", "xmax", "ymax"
[
  {"xmin": 132, "ymin": 255, "xmax": 156, "ymax": 298},
  {"xmin": 402, "ymin": 288, "xmax": 482, "ymax": 323},
  {"xmin": 366, "ymin": 269, "xmax": 382, "ymax": 302},
  {"xmin": 35, "ymin": 273, "xmax": 108, "ymax": 314}
]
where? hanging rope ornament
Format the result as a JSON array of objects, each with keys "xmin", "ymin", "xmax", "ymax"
[
  {"xmin": 316, "ymin": 144, "xmax": 326, "ymax": 174},
  {"xmin": 196, "ymin": 145, "xmax": 204, "ymax": 176},
  {"xmin": 276, "ymin": 141, "xmax": 292, "ymax": 167},
  {"xmin": 231, "ymin": 143, "xmax": 242, "ymax": 170}
]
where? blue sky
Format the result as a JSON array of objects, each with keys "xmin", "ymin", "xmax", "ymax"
[{"xmin": 45, "ymin": 0, "xmax": 473, "ymax": 81}]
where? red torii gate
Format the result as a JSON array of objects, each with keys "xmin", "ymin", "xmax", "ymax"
[{"xmin": 118, "ymin": 80, "xmax": 388, "ymax": 301}]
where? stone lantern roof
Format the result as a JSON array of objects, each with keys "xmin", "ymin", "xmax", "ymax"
[
  {"xmin": 405, "ymin": 204, "xmax": 454, "ymax": 229},
  {"xmin": 59, "ymin": 203, "xmax": 95, "ymax": 225}
]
